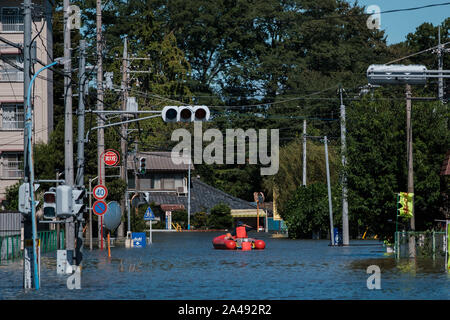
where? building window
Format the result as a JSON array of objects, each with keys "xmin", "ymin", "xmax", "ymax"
[
  {"xmin": 1, "ymin": 104, "xmax": 24, "ymax": 130},
  {"xmin": 162, "ymin": 178, "xmax": 175, "ymax": 190},
  {"xmin": 0, "ymin": 55, "xmax": 24, "ymax": 82},
  {"xmin": 1, "ymin": 7, "xmax": 24, "ymax": 32},
  {"xmin": 2, "ymin": 152, "xmax": 24, "ymax": 179}
]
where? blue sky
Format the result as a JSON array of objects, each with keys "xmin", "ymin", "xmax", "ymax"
[{"xmin": 348, "ymin": 0, "xmax": 449, "ymax": 44}]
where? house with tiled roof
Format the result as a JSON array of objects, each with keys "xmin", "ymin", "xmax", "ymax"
[{"xmin": 127, "ymin": 152, "xmax": 268, "ymax": 229}]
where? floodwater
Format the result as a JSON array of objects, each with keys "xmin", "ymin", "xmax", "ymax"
[{"xmin": 0, "ymin": 232, "xmax": 449, "ymax": 300}]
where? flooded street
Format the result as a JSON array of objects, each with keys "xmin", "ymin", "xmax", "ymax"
[{"xmin": 0, "ymin": 232, "xmax": 449, "ymax": 300}]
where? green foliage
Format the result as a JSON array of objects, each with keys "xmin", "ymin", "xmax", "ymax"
[
  {"xmin": 172, "ymin": 209, "xmax": 188, "ymax": 229},
  {"xmin": 4, "ymin": 182, "xmax": 20, "ymax": 211},
  {"xmin": 346, "ymin": 97, "xmax": 449, "ymax": 239},
  {"xmin": 207, "ymin": 202, "xmax": 233, "ymax": 229},
  {"xmin": 283, "ymin": 183, "xmax": 340, "ymax": 239},
  {"xmin": 264, "ymin": 137, "xmax": 339, "ymax": 212},
  {"xmin": 192, "ymin": 211, "xmax": 208, "ymax": 229}
]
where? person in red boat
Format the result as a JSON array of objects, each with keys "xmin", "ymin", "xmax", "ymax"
[{"xmin": 225, "ymin": 221, "xmax": 254, "ymax": 239}]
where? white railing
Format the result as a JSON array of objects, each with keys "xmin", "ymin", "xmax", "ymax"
[
  {"xmin": 3, "ymin": 161, "xmax": 23, "ymax": 179},
  {"xmin": 0, "ymin": 15, "xmax": 24, "ymax": 32},
  {"xmin": 0, "ymin": 70, "xmax": 23, "ymax": 82}
]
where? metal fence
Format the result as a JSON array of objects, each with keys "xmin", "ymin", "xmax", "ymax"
[
  {"xmin": 394, "ymin": 231, "xmax": 446, "ymax": 259},
  {"xmin": 0, "ymin": 230, "xmax": 65, "ymax": 262},
  {"xmin": 0, "ymin": 14, "xmax": 24, "ymax": 32}
]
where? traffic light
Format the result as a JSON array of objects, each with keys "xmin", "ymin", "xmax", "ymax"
[
  {"xmin": 161, "ymin": 105, "xmax": 210, "ymax": 122},
  {"xmin": 72, "ymin": 188, "xmax": 86, "ymax": 216},
  {"xmin": 43, "ymin": 188, "xmax": 56, "ymax": 219},
  {"xmin": 18, "ymin": 183, "xmax": 40, "ymax": 214},
  {"xmin": 398, "ymin": 192, "xmax": 413, "ymax": 218},
  {"xmin": 367, "ymin": 64, "xmax": 427, "ymax": 85},
  {"xmin": 56, "ymin": 185, "xmax": 73, "ymax": 218},
  {"xmin": 139, "ymin": 157, "xmax": 146, "ymax": 174},
  {"xmin": 161, "ymin": 106, "xmax": 178, "ymax": 123},
  {"xmin": 144, "ymin": 192, "xmax": 150, "ymax": 203}
]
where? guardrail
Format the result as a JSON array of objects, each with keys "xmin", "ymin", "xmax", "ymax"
[{"xmin": 0, "ymin": 230, "xmax": 65, "ymax": 262}]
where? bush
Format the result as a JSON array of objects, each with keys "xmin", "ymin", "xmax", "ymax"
[
  {"xmin": 172, "ymin": 209, "xmax": 188, "ymax": 229},
  {"xmin": 192, "ymin": 211, "xmax": 208, "ymax": 229},
  {"xmin": 207, "ymin": 202, "xmax": 232, "ymax": 229},
  {"xmin": 283, "ymin": 183, "xmax": 340, "ymax": 239}
]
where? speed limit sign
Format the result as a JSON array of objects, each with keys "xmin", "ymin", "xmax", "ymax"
[{"xmin": 93, "ymin": 184, "xmax": 108, "ymax": 201}]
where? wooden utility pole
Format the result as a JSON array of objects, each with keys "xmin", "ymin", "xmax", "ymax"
[
  {"xmin": 406, "ymin": 84, "xmax": 416, "ymax": 258},
  {"xmin": 96, "ymin": 0, "xmax": 105, "ymax": 248}
]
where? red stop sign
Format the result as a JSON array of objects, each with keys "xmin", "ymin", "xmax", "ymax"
[{"xmin": 103, "ymin": 150, "xmax": 119, "ymax": 166}]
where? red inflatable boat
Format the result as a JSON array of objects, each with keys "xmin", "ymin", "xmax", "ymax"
[{"xmin": 212, "ymin": 234, "xmax": 266, "ymax": 250}]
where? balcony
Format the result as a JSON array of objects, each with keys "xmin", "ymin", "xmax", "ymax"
[
  {"xmin": 2, "ymin": 160, "xmax": 23, "ymax": 179},
  {"xmin": 0, "ymin": 69, "xmax": 23, "ymax": 82},
  {"xmin": 1, "ymin": 14, "xmax": 24, "ymax": 32}
]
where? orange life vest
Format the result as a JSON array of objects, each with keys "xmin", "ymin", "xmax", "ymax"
[{"xmin": 236, "ymin": 226, "xmax": 247, "ymax": 238}]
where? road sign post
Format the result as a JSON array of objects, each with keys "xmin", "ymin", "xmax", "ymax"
[
  {"xmin": 93, "ymin": 200, "xmax": 108, "ymax": 250},
  {"xmin": 144, "ymin": 207, "xmax": 155, "ymax": 244}
]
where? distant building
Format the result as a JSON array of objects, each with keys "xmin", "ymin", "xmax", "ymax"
[{"xmin": 0, "ymin": 1, "xmax": 53, "ymax": 201}]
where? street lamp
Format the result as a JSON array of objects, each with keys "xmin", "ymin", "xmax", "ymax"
[{"xmin": 24, "ymin": 58, "xmax": 67, "ymax": 290}]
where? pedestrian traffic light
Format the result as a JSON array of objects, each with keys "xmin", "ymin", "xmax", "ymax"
[
  {"xmin": 18, "ymin": 182, "xmax": 40, "ymax": 214},
  {"xmin": 72, "ymin": 188, "xmax": 86, "ymax": 215},
  {"xmin": 144, "ymin": 192, "xmax": 150, "ymax": 203},
  {"xmin": 398, "ymin": 192, "xmax": 413, "ymax": 218},
  {"xmin": 43, "ymin": 188, "xmax": 56, "ymax": 219},
  {"xmin": 56, "ymin": 185, "xmax": 73, "ymax": 218},
  {"xmin": 161, "ymin": 105, "xmax": 210, "ymax": 122},
  {"xmin": 139, "ymin": 157, "xmax": 146, "ymax": 174}
]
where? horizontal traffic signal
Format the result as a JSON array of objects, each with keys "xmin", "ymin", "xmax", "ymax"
[{"xmin": 161, "ymin": 105, "xmax": 210, "ymax": 122}]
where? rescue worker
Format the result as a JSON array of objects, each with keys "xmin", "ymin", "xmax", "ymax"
[{"xmin": 225, "ymin": 221, "xmax": 254, "ymax": 239}]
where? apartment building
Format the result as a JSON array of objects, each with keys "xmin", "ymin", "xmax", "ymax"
[{"xmin": 0, "ymin": 1, "xmax": 53, "ymax": 201}]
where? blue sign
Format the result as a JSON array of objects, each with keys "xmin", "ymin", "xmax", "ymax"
[
  {"xmin": 144, "ymin": 206, "xmax": 155, "ymax": 221},
  {"xmin": 132, "ymin": 232, "xmax": 146, "ymax": 248}
]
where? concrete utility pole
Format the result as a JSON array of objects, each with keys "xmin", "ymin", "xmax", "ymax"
[
  {"xmin": 96, "ymin": 0, "xmax": 105, "ymax": 247},
  {"xmin": 75, "ymin": 40, "xmax": 86, "ymax": 267},
  {"xmin": 76, "ymin": 40, "xmax": 86, "ymax": 187},
  {"xmin": 302, "ymin": 119, "xmax": 307, "ymax": 186},
  {"xmin": 324, "ymin": 136, "xmax": 335, "ymax": 246},
  {"xmin": 119, "ymin": 36, "xmax": 129, "ymax": 239},
  {"xmin": 22, "ymin": 0, "xmax": 34, "ymax": 289},
  {"xmin": 437, "ymin": 26, "xmax": 444, "ymax": 103},
  {"xmin": 339, "ymin": 87, "xmax": 349, "ymax": 246},
  {"xmin": 63, "ymin": 0, "xmax": 75, "ymax": 263},
  {"xmin": 405, "ymin": 84, "xmax": 416, "ymax": 258}
]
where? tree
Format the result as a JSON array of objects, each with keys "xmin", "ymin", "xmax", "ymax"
[
  {"xmin": 346, "ymin": 95, "xmax": 449, "ymax": 239},
  {"xmin": 282, "ymin": 183, "xmax": 340, "ymax": 239},
  {"xmin": 192, "ymin": 211, "xmax": 208, "ymax": 229},
  {"xmin": 207, "ymin": 202, "xmax": 232, "ymax": 229}
]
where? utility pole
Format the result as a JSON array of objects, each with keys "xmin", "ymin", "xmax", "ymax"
[
  {"xmin": 302, "ymin": 119, "xmax": 307, "ymax": 186},
  {"xmin": 437, "ymin": 26, "xmax": 444, "ymax": 103},
  {"xmin": 406, "ymin": 84, "xmax": 416, "ymax": 258},
  {"xmin": 75, "ymin": 40, "xmax": 86, "ymax": 266},
  {"xmin": 119, "ymin": 36, "xmax": 128, "ymax": 239},
  {"xmin": 96, "ymin": 0, "xmax": 105, "ymax": 247},
  {"xmin": 324, "ymin": 136, "xmax": 335, "ymax": 246},
  {"xmin": 76, "ymin": 40, "xmax": 86, "ymax": 188},
  {"xmin": 339, "ymin": 87, "xmax": 349, "ymax": 246},
  {"xmin": 22, "ymin": 0, "xmax": 34, "ymax": 290}
]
